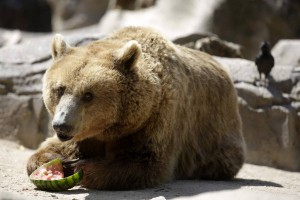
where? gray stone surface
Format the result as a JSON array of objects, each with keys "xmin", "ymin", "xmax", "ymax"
[
  {"xmin": 0, "ymin": 94, "xmax": 49, "ymax": 149},
  {"xmin": 216, "ymin": 54, "xmax": 300, "ymax": 171},
  {"xmin": 291, "ymin": 82, "xmax": 300, "ymax": 101},
  {"xmin": 239, "ymin": 98, "xmax": 300, "ymax": 171},
  {"xmin": 214, "ymin": 57, "xmax": 258, "ymax": 83},
  {"xmin": 234, "ymin": 83, "xmax": 289, "ymax": 108},
  {"xmin": 175, "ymin": 36, "xmax": 242, "ymax": 58},
  {"xmin": 0, "ymin": 30, "xmax": 22, "ymax": 47},
  {"xmin": 272, "ymin": 40, "xmax": 300, "ymax": 66}
]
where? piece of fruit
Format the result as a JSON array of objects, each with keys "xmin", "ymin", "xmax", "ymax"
[{"xmin": 29, "ymin": 158, "xmax": 83, "ymax": 191}]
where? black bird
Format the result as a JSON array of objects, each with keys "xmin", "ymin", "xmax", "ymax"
[{"xmin": 255, "ymin": 41, "xmax": 275, "ymax": 81}]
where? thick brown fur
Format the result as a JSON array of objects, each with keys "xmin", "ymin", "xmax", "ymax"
[{"xmin": 27, "ymin": 27, "xmax": 245, "ymax": 190}]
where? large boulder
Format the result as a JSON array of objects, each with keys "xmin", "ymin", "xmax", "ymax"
[
  {"xmin": 238, "ymin": 98, "xmax": 300, "ymax": 171},
  {"xmin": 270, "ymin": 40, "xmax": 300, "ymax": 93},
  {"xmin": 215, "ymin": 39, "xmax": 300, "ymax": 171},
  {"xmin": 174, "ymin": 35, "xmax": 243, "ymax": 58},
  {"xmin": 271, "ymin": 40, "xmax": 300, "ymax": 66}
]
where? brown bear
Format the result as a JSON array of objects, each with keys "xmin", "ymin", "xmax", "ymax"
[{"xmin": 27, "ymin": 27, "xmax": 245, "ymax": 190}]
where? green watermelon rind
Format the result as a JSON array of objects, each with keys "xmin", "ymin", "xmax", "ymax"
[{"xmin": 29, "ymin": 158, "xmax": 83, "ymax": 191}]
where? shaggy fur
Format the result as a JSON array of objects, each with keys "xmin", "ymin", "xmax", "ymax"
[{"xmin": 27, "ymin": 27, "xmax": 245, "ymax": 190}]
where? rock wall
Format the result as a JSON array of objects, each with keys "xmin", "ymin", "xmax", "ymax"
[{"xmin": 215, "ymin": 41, "xmax": 300, "ymax": 170}]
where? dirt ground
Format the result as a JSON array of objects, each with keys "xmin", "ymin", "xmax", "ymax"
[{"xmin": 0, "ymin": 139, "xmax": 299, "ymax": 200}]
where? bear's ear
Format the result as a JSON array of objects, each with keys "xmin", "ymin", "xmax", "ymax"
[
  {"xmin": 114, "ymin": 40, "xmax": 141, "ymax": 70},
  {"xmin": 51, "ymin": 34, "xmax": 70, "ymax": 60}
]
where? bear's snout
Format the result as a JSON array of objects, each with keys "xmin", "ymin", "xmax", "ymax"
[
  {"xmin": 52, "ymin": 110, "xmax": 74, "ymax": 141},
  {"xmin": 53, "ymin": 123, "xmax": 73, "ymax": 141},
  {"xmin": 52, "ymin": 95, "xmax": 79, "ymax": 141}
]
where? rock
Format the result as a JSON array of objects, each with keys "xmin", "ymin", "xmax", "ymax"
[
  {"xmin": 0, "ymin": 94, "xmax": 50, "ymax": 149},
  {"xmin": 271, "ymin": 40, "xmax": 300, "ymax": 93},
  {"xmin": 0, "ymin": 30, "xmax": 22, "ymax": 47},
  {"xmin": 115, "ymin": 0, "xmax": 156, "ymax": 10},
  {"xmin": 215, "ymin": 53, "xmax": 300, "ymax": 94},
  {"xmin": 214, "ymin": 57, "xmax": 258, "ymax": 83},
  {"xmin": 174, "ymin": 34, "xmax": 242, "ymax": 58},
  {"xmin": 291, "ymin": 82, "xmax": 300, "ymax": 101},
  {"xmin": 272, "ymin": 40, "xmax": 300, "ymax": 66},
  {"xmin": 0, "ymin": 36, "xmax": 52, "ymax": 64},
  {"xmin": 269, "ymin": 64, "xmax": 296, "ymax": 93},
  {"xmin": 196, "ymin": 36, "xmax": 242, "ymax": 58},
  {"xmin": 48, "ymin": 0, "xmax": 110, "ymax": 31},
  {"xmin": 0, "ymin": 84, "xmax": 6, "ymax": 95},
  {"xmin": 173, "ymin": 32, "xmax": 216, "ymax": 45},
  {"xmin": 239, "ymin": 100, "xmax": 300, "ymax": 171},
  {"xmin": 292, "ymin": 102, "xmax": 300, "ymax": 112},
  {"xmin": 292, "ymin": 68, "xmax": 300, "ymax": 85},
  {"xmin": 195, "ymin": 37, "xmax": 242, "ymax": 58},
  {"xmin": 216, "ymin": 55, "xmax": 300, "ymax": 171},
  {"xmin": 235, "ymin": 82, "xmax": 289, "ymax": 108}
]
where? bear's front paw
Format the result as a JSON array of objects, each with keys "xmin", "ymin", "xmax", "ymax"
[
  {"xmin": 73, "ymin": 159, "xmax": 100, "ymax": 188},
  {"xmin": 27, "ymin": 152, "xmax": 62, "ymax": 176}
]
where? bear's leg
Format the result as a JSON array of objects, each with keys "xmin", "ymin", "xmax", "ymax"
[
  {"xmin": 196, "ymin": 135, "xmax": 245, "ymax": 180},
  {"xmin": 73, "ymin": 153, "xmax": 174, "ymax": 190},
  {"xmin": 26, "ymin": 136, "xmax": 77, "ymax": 176}
]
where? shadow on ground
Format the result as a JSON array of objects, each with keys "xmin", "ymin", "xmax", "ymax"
[{"xmin": 53, "ymin": 178, "xmax": 282, "ymax": 200}]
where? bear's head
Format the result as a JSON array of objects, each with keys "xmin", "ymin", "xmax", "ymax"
[{"xmin": 43, "ymin": 34, "xmax": 161, "ymax": 142}]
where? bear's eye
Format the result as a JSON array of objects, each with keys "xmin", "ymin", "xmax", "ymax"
[
  {"xmin": 56, "ymin": 87, "xmax": 65, "ymax": 98},
  {"xmin": 82, "ymin": 92, "xmax": 93, "ymax": 102}
]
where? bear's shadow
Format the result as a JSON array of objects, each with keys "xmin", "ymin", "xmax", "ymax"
[{"xmin": 55, "ymin": 178, "xmax": 282, "ymax": 199}]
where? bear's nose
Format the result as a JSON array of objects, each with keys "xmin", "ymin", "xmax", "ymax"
[{"xmin": 52, "ymin": 123, "xmax": 73, "ymax": 141}]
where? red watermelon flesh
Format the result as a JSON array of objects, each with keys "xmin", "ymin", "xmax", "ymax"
[{"xmin": 31, "ymin": 163, "xmax": 64, "ymax": 180}]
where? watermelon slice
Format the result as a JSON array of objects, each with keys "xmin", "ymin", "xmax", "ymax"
[{"xmin": 29, "ymin": 158, "xmax": 83, "ymax": 191}]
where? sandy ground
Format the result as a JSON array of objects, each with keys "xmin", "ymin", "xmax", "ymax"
[{"xmin": 0, "ymin": 139, "xmax": 299, "ymax": 200}]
